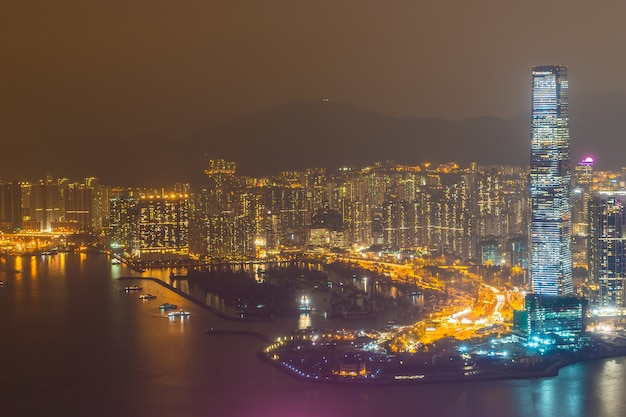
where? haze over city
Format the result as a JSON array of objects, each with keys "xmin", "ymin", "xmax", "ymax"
[
  {"xmin": 3, "ymin": 1, "xmax": 626, "ymax": 184},
  {"xmin": 7, "ymin": 3, "xmax": 626, "ymax": 417}
]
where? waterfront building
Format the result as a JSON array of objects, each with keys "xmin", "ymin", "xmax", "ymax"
[
  {"xmin": 108, "ymin": 196, "xmax": 136, "ymax": 251},
  {"xmin": 337, "ymin": 354, "xmax": 367, "ymax": 377},
  {"xmin": 189, "ymin": 160, "xmax": 257, "ymax": 260},
  {"xmin": 513, "ymin": 294, "xmax": 587, "ymax": 348},
  {"xmin": 64, "ymin": 182, "xmax": 93, "ymax": 232},
  {"xmin": 529, "ymin": 65, "xmax": 573, "ymax": 295},
  {"xmin": 29, "ymin": 176, "xmax": 63, "ymax": 232},
  {"xmin": 588, "ymin": 191, "xmax": 626, "ymax": 307},
  {"xmin": 130, "ymin": 195, "xmax": 189, "ymax": 261}
]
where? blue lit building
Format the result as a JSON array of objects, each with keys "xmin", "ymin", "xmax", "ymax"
[
  {"xmin": 529, "ymin": 65, "xmax": 573, "ymax": 295},
  {"xmin": 513, "ymin": 294, "xmax": 587, "ymax": 349}
]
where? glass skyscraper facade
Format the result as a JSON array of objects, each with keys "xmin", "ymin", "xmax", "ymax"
[
  {"xmin": 530, "ymin": 65, "xmax": 573, "ymax": 295},
  {"xmin": 589, "ymin": 192, "xmax": 626, "ymax": 307}
]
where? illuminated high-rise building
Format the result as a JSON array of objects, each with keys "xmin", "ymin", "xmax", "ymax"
[
  {"xmin": 530, "ymin": 65, "xmax": 573, "ymax": 295},
  {"xmin": 130, "ymin": 195, "xmax": 189, "ymax": 261},
  {"xmin": 572, "ymin": 157, "xmax": 594, "ymax": 266},
  {"xmin": 589, "ymin": 192, "xmax": 626, "ymax": 307},
  {"xmin": 30, "ymin": 176, "xmax": 63, "ymax": 232},
  {"xmin": 64, "ymin": 182, "xmax": 93, "ymax": 232},
  {"xmin": 109, "ymin": 196, "xmax": 136, "ymax": 251},
  {"xmin": 189, "ymin": 160, "xmax": 258, "ymax": 259}
]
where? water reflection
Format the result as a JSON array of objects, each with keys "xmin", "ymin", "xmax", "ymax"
[
  {"xmin": 142, "ymin": 260, "xmax": 425, "ymax": 330},
  {"xmin": 597, "ymin": 359, "xmax": 625, "ymax": 417},
  {"xmin": 4, "ymin": 253, "xmax": 626, "ymax": 417},
  {"xmin": 298, "ymin": 313, "xmax": 312, "ymax": 330},
  {"xmin": 28, "ymin": 255, "xmax": 38, "ymax": 277}
]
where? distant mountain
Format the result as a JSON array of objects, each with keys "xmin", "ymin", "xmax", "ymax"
[
  {"xmin": 4, "ymin": 92, "xmax": 626, "ymax": 185},
  {"xmin": 192, "ymin": 101, "xmax": 529, "ymax": 177},
  {"xmin": 193, "ymin": 92, "xmax": 626, "ymax": 177}
]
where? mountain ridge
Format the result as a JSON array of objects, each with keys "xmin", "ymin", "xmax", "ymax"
[{"xmin": 3, "ymin": 92, "xmax": 626, "ymax": 186}]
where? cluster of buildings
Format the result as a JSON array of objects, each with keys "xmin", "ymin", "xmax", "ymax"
[
  {"xmin": 1, "ymin": 161, "xmax": 533, "ymax": 265},
  {"xmin": 2, "ymin": 66, "xmax": 626, "ymax": 352}
]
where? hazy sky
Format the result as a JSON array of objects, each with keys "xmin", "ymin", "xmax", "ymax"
[{"xmin": 2, "ymin": 1, "xmax": 626, "ymax": 148}]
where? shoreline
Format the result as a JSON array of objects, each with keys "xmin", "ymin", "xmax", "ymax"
[
  {"xmin": 257, "ymin": 349, "xmax": 626, "ymax": 387},
  {"xmin": 118, "ymin": 276, "xmax": 626, "ymax": 387},
  {"xmin": 118, "ymin": 276, "xmax": 274, "ymax": 322}
]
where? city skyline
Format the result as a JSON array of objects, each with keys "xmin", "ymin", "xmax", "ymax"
[{"xmin": 6, "ymin": 4, "xmax": 626, "ymax": 415}]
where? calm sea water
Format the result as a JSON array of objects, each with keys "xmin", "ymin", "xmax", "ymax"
[{"xmin": 1, "ymin": 253, "xmax": 625, "ymax": 417}]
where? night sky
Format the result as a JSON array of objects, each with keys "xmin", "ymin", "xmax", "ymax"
[{"xmin": 2, "ymin": 1, "xmax": 626, "ymax": 180}]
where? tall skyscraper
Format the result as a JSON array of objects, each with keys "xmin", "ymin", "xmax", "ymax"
[{"xmin": 530, "ymin": 65, "xmax": 573, "ymax": 295}]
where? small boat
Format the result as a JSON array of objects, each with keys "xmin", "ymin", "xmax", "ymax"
[
  {"xmin": 139, "ymin": 294, "xmax": 157, "ymax": 300},
  {"xmin": 168, "ymin": 310, "xmax": 190, "ymax": 318},
  {"xmin": 125, "ymin": 285, "xmax": 142, "ymax": 291},
  {"xmin": 0, "ymin": 281, "xmax": 4, "ymax": 286},
  {"xmin": 159, "ymin": 303, "xmax": 178, "ymax": 310}
]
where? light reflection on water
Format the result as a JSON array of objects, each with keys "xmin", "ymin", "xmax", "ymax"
[
  {"xmin": 597, "ymin": 358, "xmax": 625, "ymax": 417},
  {"xmin": 298, "ymin": 313, "xmax": 312, "ymax": 330},
  {"xmin": 1, "ymin": 254, "xmax": 626, "ymax": 417},
  {"xmin": 145, "ymin": 262, "xmax": 424, "ymax": 322}
]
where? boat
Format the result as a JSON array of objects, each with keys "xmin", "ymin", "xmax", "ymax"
[
  {"xmin": 0, "ymin": 281, "xmax": 4, "ymax": 286},
  {"xmin": 125, "ymin": 285, "xmax": 142, "ymax": 291},
  {"xmin": 159, "ymin": 303, "xmax": 178, "ymax": 310},
  {"xmin": 168, "ymin": 310, "xmax": 190, "ymax": 318},
  {"xmin": 139, "ymin": 294, "xmax": 156, "ymax": 300},
  {"xmin": 111, "ymin": 259, "xmax": 121, "ymax": 265}
]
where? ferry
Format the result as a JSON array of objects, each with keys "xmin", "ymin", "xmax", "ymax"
[{"xmin": 168, "ymin": 310, "xmax": 190, "ymax": 318}]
